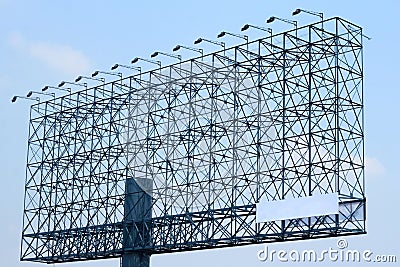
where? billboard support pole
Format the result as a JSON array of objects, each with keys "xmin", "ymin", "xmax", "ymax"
[{"xmin": 122, "ymin": 178, "xmax": 152, "ymax": 267}]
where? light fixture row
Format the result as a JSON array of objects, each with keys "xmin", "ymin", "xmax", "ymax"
[{"xmin": 12, "ymin": 8, "xmax": 322, "ymax": 103}]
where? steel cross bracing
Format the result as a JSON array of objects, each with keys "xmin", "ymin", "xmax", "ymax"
[{"xmin": 21, "ymin": 17, "xmax": 365, "ymax": 263}]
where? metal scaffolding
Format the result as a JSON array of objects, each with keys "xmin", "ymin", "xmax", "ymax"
[{"xmin": 21, "ymin": 17, "xmax": 365, "ymax": 263}]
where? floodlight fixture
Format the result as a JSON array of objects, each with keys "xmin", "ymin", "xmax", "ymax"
[
  {"xmin": 266, "ymin": 16, "xmax": 297, "ymax": 28},
  {"xmin": 217, "ymin": 31, "xmax": 248, "ymax": 43},
  {"xmin": 172, "ymin": 45, "xmax": 180, "ymax": 52},
  {"xmin": 266, "ymin": 16, "xmax": 297, "ymax": 38},
  {"xmin": 150, "ymin": 51, "xmax": 181, "ymax": 61},
  {"xmin": 292, "ymin": 8, "xmax": 323, "ymax": 20},
  {"xmin": 111, "ymin": 64, "xmax": 141, "ymax": 75},
  {"xmin": 194, "ymin": 38, "xmax": 202, "ymax": 44},
  {"xmin": 131, "ymin": 57, "xmax": 161, "ymax": 68},
  {"xmin": 26, "ymin": 91, "xmax": 55, "ymax": 98},
  {"xmin": 11, "ymin": 95, "xmax": 40, "ymax": 103},
  {"xmin": 75, "ymin": 75, "xmax": 105, "ymax": 83},
  {"xmin": 42, "ymin": 85, "xmax": 71, "ymax": 93},
  {"xmin": 292, "ymin": 9, "xmax": 301, "ymax": 16},
  {"xmin": 217, "ymin": 31, "xmax": 248, "ymax": 49},
  {"xmin": 241, "ymin": 24, "xmax": 250, "ymax": 31},
  {"xmin": 266, "ymin": 16, "xmax": 275, "ymax": 23},
  {"xmin": 92, "ymin": 70, "xmax": 122, "ymax": 79},
  {"xmin": 173, "ymin": 44, "xmax": 203, "ymax": 58},
  {"xmin": 292, "ymin": 8, "xmax": 324, "ymax": 29},
  {"xmin": 194, "ymin": 38, "xmax": 225, "ymax": 49},
  {"xmin": 58, "ymin": 81, "xmax": 87, "ymax": 89},
  {"xmin": 241, "ymin": 24, "xmax": 273, "ymax": 49},
  {"xmin": 241, "ymin": 24, "xmax": 272, "ymax": 34}
]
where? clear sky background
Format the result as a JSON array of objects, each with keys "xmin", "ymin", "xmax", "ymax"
[{"xmin": 0, "ymin": 0, "xmax": 399, "ymax": 266}]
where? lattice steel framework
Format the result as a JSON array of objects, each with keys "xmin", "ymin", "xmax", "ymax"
[{"xmin": 21, "ymin": 17, "xmax": 365, "ymax": 263}]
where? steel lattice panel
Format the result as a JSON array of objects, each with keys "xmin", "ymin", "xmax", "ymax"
[{"xmin": 21, "ymin": 17, "xmax": 365, "ymax": 263}]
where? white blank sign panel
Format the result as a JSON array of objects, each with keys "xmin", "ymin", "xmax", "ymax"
[{"xmin": 256, "ymin": 193, "xmax": 339, "ymax": 223}]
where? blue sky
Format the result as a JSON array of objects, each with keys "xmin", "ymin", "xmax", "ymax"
[{"xmin": 0, "ymin": 0, "xmax": 399, "ymax": 266}]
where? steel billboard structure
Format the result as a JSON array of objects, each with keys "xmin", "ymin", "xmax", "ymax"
[{"xmin": 20, "ymin": 17, "xmax": 365, "ymax": 264}]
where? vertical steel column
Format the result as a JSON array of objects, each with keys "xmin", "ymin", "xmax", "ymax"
[
  {"xmin": 334, "ymin": 18, "xmax": 340, "ymax": 232},
  {"xmin": 307, "ymin": 25, "xmax": 313, "ymax": 236},
  {"xmin": 281, "ymin": 32, "xmax": 287, "ymax": 238},
  {"xmin": 208, "ymin": 55, "xmax": 216, "ymax": 236},
  {"xmin": 231, "ymin": 46, "xmax": 238, "ymax": 238},
  {"xmin": 360, "ymin": 26, "xmax": 365, "ymax": 194},
  {"xmin": 281, "ymin": 33, "xmax": 286, "ymax": 201},
  {"xmin": 122, "ymin": 178, "xmax": 152, "ymax": 267},
  {"xmin": 20, "ymin": 104, "xmax": 33, "ymax": 260},
  {"xmin": 256, "ymin": 40, "xmax": 261, "ymax": 203},
  {"xmin": 186, "ymin": 63, "xmax": 193, "ymax": 212},
  {"xmin": 308, "ymin": 26, "xmax": 312, "ymax": 198}
]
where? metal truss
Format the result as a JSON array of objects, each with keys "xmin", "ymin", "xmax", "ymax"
[{"xmin": 21, "ymin": 17, "xmax": 365, "ymax": 263}]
